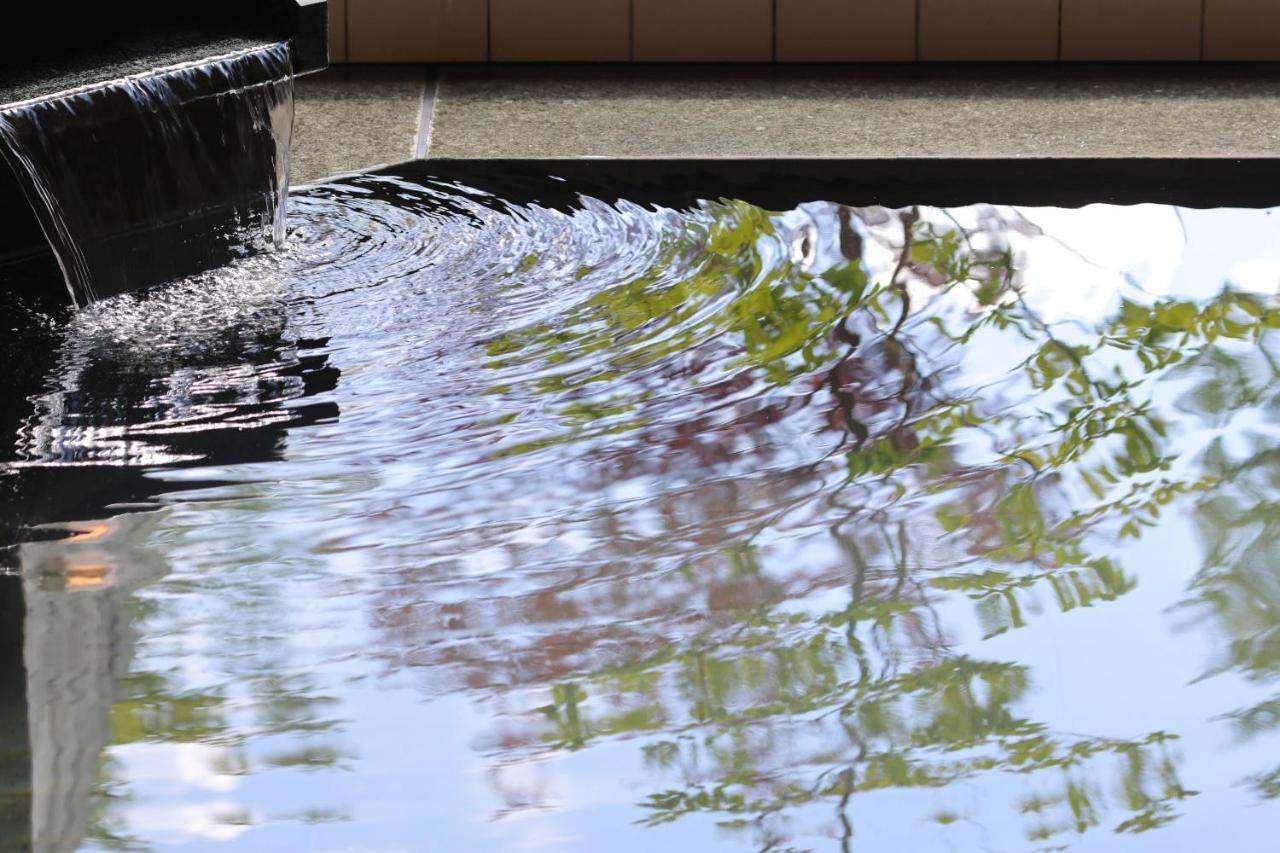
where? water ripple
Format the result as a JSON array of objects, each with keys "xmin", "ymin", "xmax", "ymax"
[{"xmin": 5, "ymin": 169, "xmax": 1280, "ymax": 851}]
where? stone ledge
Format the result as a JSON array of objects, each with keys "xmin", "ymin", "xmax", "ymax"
[{"xmin": 427, "ymin": 64, "xmax": 1280, "ymax": 160}]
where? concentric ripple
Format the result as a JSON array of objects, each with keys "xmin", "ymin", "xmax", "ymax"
[{"xmin": 4, "ymin": 169, "xmax": 1280, "ymax": 852}]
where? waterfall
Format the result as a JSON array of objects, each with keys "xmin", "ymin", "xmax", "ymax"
[{"xmin": 0, "ymin": 43, "xmax": 294, "ymax": 305}]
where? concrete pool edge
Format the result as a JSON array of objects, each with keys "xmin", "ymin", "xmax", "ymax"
[{"xmin": 291, "ymin": 63, "xmax": 1280, "ymax": 178}]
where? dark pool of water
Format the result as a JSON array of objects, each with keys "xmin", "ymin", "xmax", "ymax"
[{"xmin": 2, "ymin": 163, "xmax": 1279, "ymax": 851}]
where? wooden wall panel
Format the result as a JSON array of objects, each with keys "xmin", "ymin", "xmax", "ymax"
[
  {"xmin": 776, "ymin": 0, "xmax": 917, "ymax": 62},
  {"xmin": 633, "ymin": 0, "xmax": 774, "ymax": 62},
  {"xmin": 1063, "ymin": 0, "xmax": 1202, "ymax": 61},
  {"xmin": 1205, "ymin": 0, "xmax": 1280, "ymax": 60},
  {"xmin": 327, "ymin": 0, "xmax": 1280, "ymax": 63},
  {"xmin": 328, "ymin": 0, "xmax": 347, "ymax": 63},
  {"xmin": 918, "ymin": 0, "xmax": 1059, "ymax": 61},
  {"xmin": 492, "ymin": 0, "xmax": 631, "ymax": 61},
  {"xmin": 347, "ymin": 0, "xmax": 488, "ymax": 62}
]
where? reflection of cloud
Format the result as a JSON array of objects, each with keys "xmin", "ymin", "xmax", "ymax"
[
  {"xmin": 1228, "ymin": 257, "xmax": 1280, "ymax": 296},
  {"xmin": 489, "ymin": 756, "xmax": 567, "ymax": 815},
  {"xmin": 1016, "ymin": 204, "xmax": 1187, "ymax": 323},
  {"xmin": 113, "ymin": 742, "xmax": 242, "ymax": 793},
  {"xmin": 124, "ymin": 800, "xmax": 253, "ymax": 843},
  {"xmin": 485, "ymin": 759, "xmax": 579, "ymax": 850},
  {"xmin": 499, "ymin": 821, "xmax": 577, "ymax": 851},
  {"xmin": 1023, "ymin": 204, "xmax": 1187, "ymax": 286}
]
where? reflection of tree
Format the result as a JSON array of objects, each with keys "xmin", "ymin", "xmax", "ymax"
[
  {"xmin": 1171, "ymin": 334, "xmax": 1280, "ymax": 801},
  {"xmin": 522, "ymin": 526, "xmax": 1192, "ymax": 849},
  {"xmin": 368, "ymin": 199, "xmax": 1277, "ymax": 848}
]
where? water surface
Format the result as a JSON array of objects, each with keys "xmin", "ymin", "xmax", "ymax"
[{"xmin": 2, "ymin": 165, "xmax": 1279, "ymax": 851}]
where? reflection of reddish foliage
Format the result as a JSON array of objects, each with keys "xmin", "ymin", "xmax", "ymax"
[
  {"xmin": 705, "ymin": 572, "xmax": 776, "ymax": 612},
  {"xmin": 365, "ymin": 483, "xmax": 953, "ymax": 702},
  {"xmin": 367, "ymin": 206, "xmax": 1031, "ymax": 728}
]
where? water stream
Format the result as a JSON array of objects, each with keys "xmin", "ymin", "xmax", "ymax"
[
  {"xmin": 0, "ymin": 43, "xmax": 293, "ymax": 305},
  {"xmin": 1, "ymin": 165, "xmax": 1279, "ymax": 850}
]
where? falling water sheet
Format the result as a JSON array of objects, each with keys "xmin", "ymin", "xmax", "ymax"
[{"xmin": 0, "ymin": 42, "xmax": 294, "ymax": 305}]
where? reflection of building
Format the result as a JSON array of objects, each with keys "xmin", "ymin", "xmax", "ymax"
[
  {"xmin": 0, "ymin": 513, "xmax": 170, "ymax": 852},
  {"xmin": 17, "ymin": 512, "xmax": 167, "ymax": 853},
  {"xmin": 0, "ymin": 218, "xmax": 342, "ymax": 846},
  {"xmin": 0, "ymin": 272, "xmax": 340, "ymax": 849}
]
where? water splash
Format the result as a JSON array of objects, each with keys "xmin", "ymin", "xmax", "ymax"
[{"xmin": 0, "ymin": 42, "xmax": 293, "ymax": 305}]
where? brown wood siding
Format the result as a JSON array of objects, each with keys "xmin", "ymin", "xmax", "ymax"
[{"xmin": 335, "ymin": 1, "xmax": 1276, "ymax": 63}]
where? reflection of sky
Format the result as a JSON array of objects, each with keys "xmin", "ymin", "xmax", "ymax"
[
  {"xmin": 23, "ymin": 195, "xmax": 1280, "ymax": 851},
  {"xmin": 949, "ymin": 515, "xmax": 1280, "ymax": 852},
  {"xmin": 1019, "ymin": 205, "xmax": 1280, "ymax": 323},
  {"xmin": 99, "ymin": 684, "xmax": 749, "ymax": 851}
]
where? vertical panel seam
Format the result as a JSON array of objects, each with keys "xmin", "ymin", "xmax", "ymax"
[
  {"xmin": 1200, "ymin": 0, "xmax": 1208, "ymax": 61},
  {"xmin": 1057, "ymin": 0, "xmax": 1064, "ymax": 61},
  {"xmin": 914, "ymin": 0, "xmax": 921, "ymax": 62}
]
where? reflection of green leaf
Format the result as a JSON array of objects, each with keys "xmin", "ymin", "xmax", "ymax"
[
  {"xmin": 821, "ymin": 262, "xmax": 868, "ymax": 302},
  {"xmin": 480, "ymin": 202, "xmax": 877, "ymax": 458},
  {"xmin": 110, "ymin": 672, "xmax": 227, "ymax": 745},
  {"xmin": 484, "ymin": 205, "xmax": 1280, "ymax": 849}
]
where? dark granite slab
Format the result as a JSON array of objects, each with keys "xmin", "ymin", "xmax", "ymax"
[
  {"xmin": 0, "ymin": 31, "xmax": 275, "ymax": 107},
  {"xmin": 0, "ymin": 1, "xmax": 326, "ymax": 107}
]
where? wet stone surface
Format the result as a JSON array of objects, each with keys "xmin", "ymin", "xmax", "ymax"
[{"xmin": 0, "ymin": 32, "xmax": 273, "ymax": 107}]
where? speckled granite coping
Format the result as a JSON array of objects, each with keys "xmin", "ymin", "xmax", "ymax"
[
  {"xmin": 288, "ymin": 63, "xmax": 1280, "ymax": 180},
  {"xmin": 292, "ymin": 65, "xmax": 428, "ymax": 183},
  {"xmin": 426, "ymin": 64, "xmax": 1280, "ymax": 159}
]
